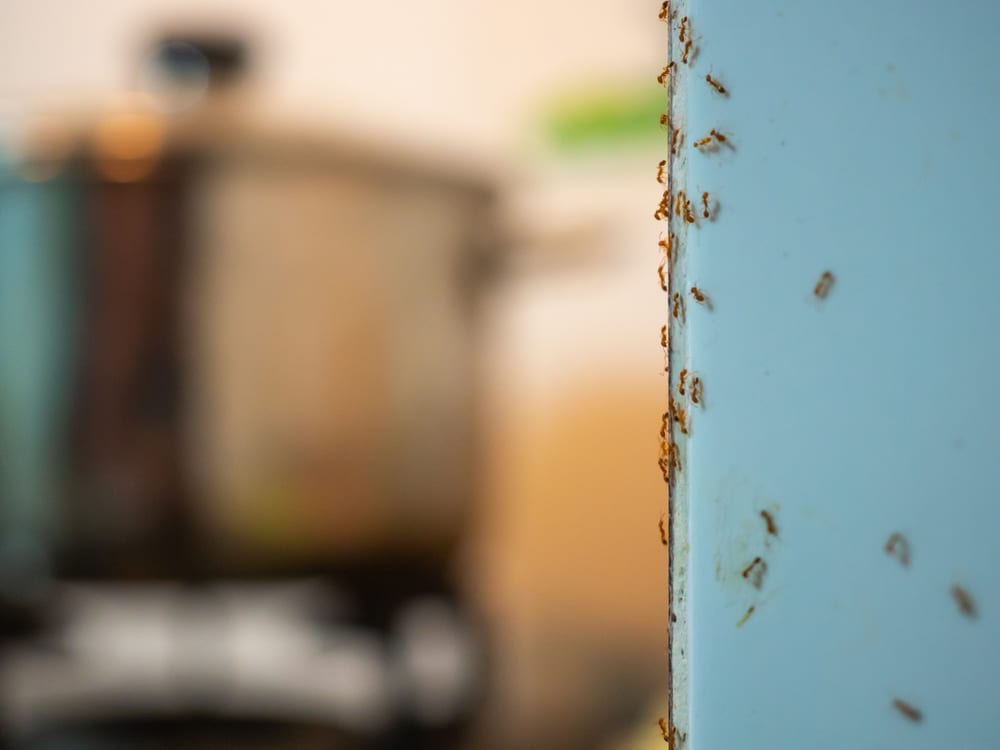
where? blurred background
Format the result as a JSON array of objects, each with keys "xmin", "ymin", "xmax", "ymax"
[{"xmin": 0, "ymin": 2, "xmax": 669, "ymax": 748}]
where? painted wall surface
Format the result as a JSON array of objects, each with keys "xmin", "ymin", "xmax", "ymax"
[{"xmin": 669, "ymin": 1, "xmax": 1000, "ymax": 747}]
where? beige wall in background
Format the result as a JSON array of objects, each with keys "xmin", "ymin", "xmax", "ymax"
[
  {"xmin": 0, "ymin": 0, "xmax": 663, "ymax": 158},
  {"xmin": 469, "ymin": 172, "xmax": 671, "ymax": 747}
]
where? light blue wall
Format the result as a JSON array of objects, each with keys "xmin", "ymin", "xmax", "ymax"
[{"xmin": 670, "ymin": 1, "xmax": 1000, "ymax": 747}]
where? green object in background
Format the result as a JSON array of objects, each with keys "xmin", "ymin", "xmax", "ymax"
[{"xmin": 540, "ymin": 83, "xmax": 666, "ymax": 152}]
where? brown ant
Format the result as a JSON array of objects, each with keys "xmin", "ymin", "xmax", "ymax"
[
  {"xmin": 660, "ymin": 433, "xmax": 681, "ymax": 475},
  {"xmin": 701, "ymin": 191, "xmax": 712, "ymax": 219},
  {"xmin": 761, "ymin": 510, "xmax": 778, "ymax": 537},
  {"xmin": 670, "ymin": 128, "xmax": 682, "ymax": 155},
  {"xmin": 742, "ymin": 556, "xmax": 767, "ymax": 589},
  {"xmin": 678, "ymin": 16, "xmax": 688, "ymax": 42},
  {"xmin": 706, "ymin": 74, "xmax": 728, "ymax": 95},
  {"xmin": 674, "ymin": 407, "xmax": 688, "ymax": 435},
  {"xmin": 658, "ymin": 438, "xmax": 677, "ymax": 482},
  {"xmin": 709, "ymin": 129, "xmax": 729, "ymax": 145},
  {"xmin": 952, "ymin": 584, "xmax": 976, "ymax": 617},
  {"xmin": 658, "ymin": 454, "xmax": 670, "ymax": 484},
  {"xmin": 695, "ymin": 130, "xmax": 731, "ymax": 152},
  {"xmin": 655, "ymin": 191, "xmax": 671, "ymax": 221},
  {"xmin": 660, "ymin": 411, "xmax": 669, "ymax": 440},
  {"xmin": 660, "ymin": 113, "xmax": 669, "ymax": 129},
  {"xmin": 657, "ymin": 62, "xmax": 675, "ymax": 85},
  {"xmin": 683, "ymin": 200, "xmax": 696, "ymax": 224},
  {"xmin": 690, "ymin": 376, "xmax": 703, "ymax": 405},
  {"xmin": 658, "ymin": 1, "xmax": 670, "ymax": 21},
  {"xmin": 678, "ymin": 368, "xmax": 688, "ymax": 396},
  {"xmin": 658, "ymin": 717, "xmax": 684, "ymax": 747},
  {"xmin": 658, "ymin": 515, "xmax": 668, "ymax": 546},
  {"xmin": 681, "ymin": 39, "xmax": 693, "ymax": 65},
  {"xmin": 884, "ymin": 532, "xmax": 909, "ymax": 566},
  {"xmin": 672, "ymin": 291, "xmax": 684, "ymax": 319},
  {"xmin": 658, "ymin": 232, "xmax": 673, "ymax": 260},
  {"xmin": 674, "ymin": 190, "xmax": 686, "ymax": 217},
  {"xmin": 661, "ymin": 325, "xmax": 669, "ymax": 371},
  {"xmin": 814, "ymin": 271, "xmax": 835, "ymax": 299},
  {"xmin": 892, "ymin": 699, "xmax": 922, "ymax": 723},
  {"xmin": 656, "ymin": 159, "xmax": 667, "ymax": 184},
  {"xmin": 657, "ymin": 258, "xmax": 667, "ymax": 291},
  {"xmin": 690, "ymin": 286, "xmax": 712, "ymax": 310}
]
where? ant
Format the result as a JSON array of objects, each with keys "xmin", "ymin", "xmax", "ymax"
[
  {"xmin": 658, "ymin": 232, "xmax": 673, "ymax": 259},
  {"xmin": 658, "ymin": 454, "xmax": 670, "ymax": 484},
  {"xmin": 695, "ymin": 130, "xmax": 731, "ymax": 152},
  {"xmin": 657, "ymin": 62, "xmax": 675, "ymax": 86},
  {"xmin": 657, "ymin": 258, "xmax": 667, "ymax": 291},
  {"xmin": 683, "ymin": 200, "xmax": 696, "ymax": 224},
  {"xmin": 884, "ymin": 532, "xmax": 909, "ymax": 567},
  {"xmin": 742, "ymin": 556, "xmax": 767, "ymax": 589},
  {"xmin": 660, "ymin": 113, "xmax": 669, "ymax": 129},
  {"xmin": 892, "ymin": 699, "xmax": 922, "ymax": 723},
  {"xmin": 674, "ymin": 190, "xmax": 686, "ymax": 217},
  {"xmin": 660, "ymin": 431, "xmax": 681, "ymax": 474},
  {"xmin": 658, "ymin": 515, "xmax": 668, "ymax": 546},
  {"xmin": 706, "ymin": 74, "xmax": 728, "ymax": 95},
  {"xmin": 658, "ymin": 717, "xmax": 685, "ymax": 747},
  {"xmin": 814, "ymin": 270, "xmax": 835, "ymax": 299},
  {"xmin": 658, "ymin": 438, "xmax": 677, "ymax": 482},
  {"xmin": 661, "ymin": 324, "xmax": 668, "ymax": 349},
  {"xmin": 674, "ymin": 407, "xmax": 688, "ymax": 435},
  {"xmin": 709, "ymin": 129, "xmax": 730, "ymax": 145},
  {"xmin": 670, "ymin": 128, "xmax": 683, "ymax": 155},
  {"xmin": 660, "ymin": 411, "xmax": 669, "ymax": 440},
  {"xmin": 701, "ymin": 191, "xmax": 713, "ymax": 219},
  {"xmin": 678, "ymin": 368, "xmax": 688, "ymax": 396},
  {"xmin": 658, "ymin": 1, "xmax": 670, "ymax": 21},
  {"xmin": 761, "ymin": 510, "xmax": 778, "ymax": 537},
  {"xmin": 690, "ymin": 376, "xmax": 703, "ymax": 405},
  {"xmin": 657, "ymin": 159, "xmax": 667, "ymax": 184},
  {"xmin": 681, "ymin": 39, "xmax": 693, "ymax": 65},
  {"xmin": 670, "ymin": 443, "xmax": 682, "ymax": 474},
  {"xmin": 672, "ymin": 291, "xmax": 685, "ymax": 320},
  {"xmin": 951, "ymin": 584, "xmax": 976, "ymax": 617},
  {"xmin": 678, "ymin": 16, "xmax": 688, "ymax": 42},
  {"xmin": 655, "ymin": 191, "xmax": 671, "ymax": 220},
  {"xmin": 690, "ymin": 285, "xmax": 713, "ymax": 310}
]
